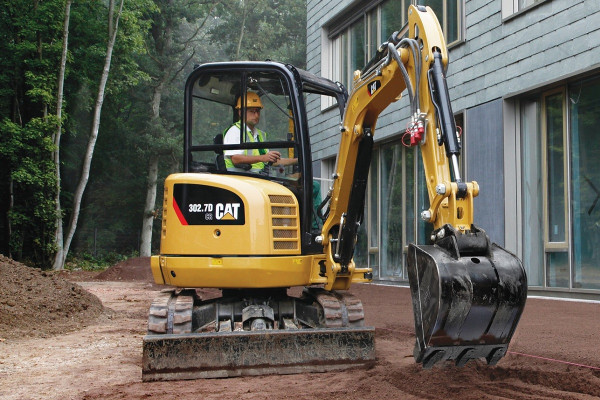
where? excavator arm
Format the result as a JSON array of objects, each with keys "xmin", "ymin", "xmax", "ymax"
[
  {"xmin": 319, "ymin": 5, "xmax": 527, "ymax": 368},
  {"xmin": 318, "ymin": 4, "xmax": 467, "ymax": 289}
]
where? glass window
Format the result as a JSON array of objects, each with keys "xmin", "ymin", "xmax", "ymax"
[
  {"xmin": 328, "ymin": 0, "xmax": 463, "ymax": 92},
  {"xmin": 504, "ymin": 0, "xmax": 547, "ymax": 18},
  {"xmin": 543, "ymin": 90, "xmax": 568, "ymax": 288},
  {"xmin": 368, "ymin": 8, "xmax": 378, "ymax": 59},
  {"xmin": 446, "ymin": 0, "xmax": 460, "ymax": 44},
  {"xmin": 191, "ymin": 98, "xmax": 233, "ymax": 161},
  {"xmin": 188, "ymin": 69, "xmax": 297, "ymax": 179},
  {"xmin": 368, "ymin": 153, "xmax": 379, "ymax": 277},
  {"xmin": 519, "ymin": 0, "xmax": 542, "ymax": 9},
  {"xmin": 546, "ymin": 252, "xmax": 569, "ymax": 288},
  {"xmin": 521, "ymin": 99, "xmax": 544, "ymax": 286},
  {"xmin": 381, "ymin": 143, "xmax": 404, "ymax": 278},
  {"xmin": 381, "ymin": 0, "xmax": 408, "ymax": 42},
  {"xmin": 570, "ymin": 77, "xmax": 600, "ymax": 290},
  {"xmin": 341, "ymin": 33, "xmax": 348, "ymax": 89},
  {"xmin": 369, "ymin": 151, "xmax": 379, "ymax": 249},
  {"xmin": 350, "ymin": 18, "xmax": 366, "ymax": 83},
  {"xmin": 416, "ymin": 150, "xmax": 432, "ymax": 245},
  {"xmin": 358, "ymin": 141, "xmax": 423, "ymax": 281},
  {"xmin": 420, "ymin": 0, "xmax": 462, "ymax": 45},
  {"xmin": 521, "ymin": 77, "xmax": 600, "ymax": 291},
  {"xmin": 544, "ymin": 92, "xmax": 566, "ymax": 244},
  {"xmin": 190, "ymin": 70, "xmax": 243, "ymax": 164}
]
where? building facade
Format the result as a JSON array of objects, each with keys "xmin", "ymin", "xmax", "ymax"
[{"xmin": 306, "ymin": 0, "xmax": 600, "ymax": 297}]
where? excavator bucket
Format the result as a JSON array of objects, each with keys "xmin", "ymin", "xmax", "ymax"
[{"xmin": 407, "ymin": 227, "xmax": 527, "ymax": 368}]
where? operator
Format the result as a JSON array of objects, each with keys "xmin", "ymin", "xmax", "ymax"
[{"xmin": 223, "ymin": 91, "xmax": 297, "ymax": 173}]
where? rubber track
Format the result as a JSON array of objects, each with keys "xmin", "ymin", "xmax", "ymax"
[
  {"xmin": 147, "ymin": 289, "xmax": 194, "ymax": 334},
  {"xmin": 308, "ymin": 289, "xmax": 365, "ymax": 328}
]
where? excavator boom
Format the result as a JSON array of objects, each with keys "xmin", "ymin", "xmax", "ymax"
[{"xmin": 317, "ymin": 5, "xmax": 527, "ymax": 368}]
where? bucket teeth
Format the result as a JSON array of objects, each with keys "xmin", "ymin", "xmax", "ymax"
[{"xmin": 486, "ymin": 347, "xmax": 507, "ymax": 366}]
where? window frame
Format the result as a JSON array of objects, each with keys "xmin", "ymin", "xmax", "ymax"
[
  {"xmin": 323, "ymin": 0, "xmax": 464, "ymax": 112},
  {"xmin": 519, "ymin": 78, "xmax": 600, "ymax": 291},
  {"xmin": 541, "ymin": 88, "xmax": 570, "ymax": 252},
  {"xmin": 502, "ymin": 0, "xmax": 549, "ymax": 20}
]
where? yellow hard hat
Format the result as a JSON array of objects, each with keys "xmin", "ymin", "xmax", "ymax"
[{"xmin": 235, "ymin": 92, "xmax": 263, "ymax": 109}]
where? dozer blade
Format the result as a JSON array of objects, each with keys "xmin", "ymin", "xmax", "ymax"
[
  {"xmin": 407, "ymin": 238, "xmax": 527, "ymax": 368},
  {"xmin": 142, "ymin": 327, "xmax": 375, "ymax": 381}
]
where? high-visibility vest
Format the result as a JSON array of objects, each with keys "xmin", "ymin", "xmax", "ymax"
[{"xmin": 224, "ymin": 122, "xmax": 268, "ymax": 170}]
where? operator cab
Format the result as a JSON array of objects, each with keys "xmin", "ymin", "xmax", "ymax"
[
  {"xmin": 185, "ymin": 62, "xmax": 346, "ymax": 179},
  {"xmin": 184, "ymin": 61, "xmax": 347, "ymax": 247},
  {"xmin": 186, "ymin": 66, "xmax": 296, "ymax": 177}
]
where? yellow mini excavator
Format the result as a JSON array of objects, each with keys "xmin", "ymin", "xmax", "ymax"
[{"xmin": 143, "ymin": 5, "xmax": 527, "ymax": 381}]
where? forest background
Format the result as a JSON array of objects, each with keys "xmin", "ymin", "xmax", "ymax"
[{"xmin": 0, "ymin": 0, "xmax": 306, "ymax": 269}]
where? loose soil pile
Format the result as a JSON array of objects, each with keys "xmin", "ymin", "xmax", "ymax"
[
  {"xmin": 0, "ymin": 255, "xmax": 104, "ymax": 340},
  {"xmin": 93, "ymin": 257, "xmax": 154, "ymax": 282}
]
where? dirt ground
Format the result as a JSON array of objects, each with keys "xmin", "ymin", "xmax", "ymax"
[{"xmin": 1, "ymin": 256, "xmax": 600, "ymax": 400}]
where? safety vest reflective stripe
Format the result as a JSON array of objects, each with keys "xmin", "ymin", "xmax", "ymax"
[{"xmin": 224, "ymin": 122, "xmax": 267, "ymax": 170}]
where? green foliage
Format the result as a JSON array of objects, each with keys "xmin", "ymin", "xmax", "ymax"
[
  {"xmin": 0, "ymin": 0, "xmax": 309, "ymax": 265},
  {"xmin": 0, "ymin": 117, "xmax": 57, "ymax": 267},
  {"xmin": 209, "ymin": 0, "xmax": 307, "ymax": 67},
  {"xmin": 0, "ymin": 0, "xmax": 66, "ymax": 266},
  {"xmin": 65, "ymin": 251, "xmax": 134, "ymax": 271}
]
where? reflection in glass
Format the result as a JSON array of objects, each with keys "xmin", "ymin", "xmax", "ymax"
[
  {"xmin": 545, "ymin": 93, "xmax": 565, "ymax": 243},
  {"xmin": 570, "ymin": 78, "xmax": 600, "ymax": 289}
]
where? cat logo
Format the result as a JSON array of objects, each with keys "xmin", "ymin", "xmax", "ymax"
[
  {"xmin": 215, "ymin": 203, "xmax": 241, "ymax": 220},
  {"xmin": 173, "ymin": 184, "xmax": 245, "ymax": 225},
  {"xmin": 367, "ymin": 80, "xmax": 381, "ymax": 96}
]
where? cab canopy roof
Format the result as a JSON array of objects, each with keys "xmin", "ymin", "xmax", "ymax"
[{"xmin": 189, "ymin": 61, "xmax": 347, "ymax": 110}]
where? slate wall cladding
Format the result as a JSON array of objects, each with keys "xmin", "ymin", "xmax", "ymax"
[{"xmin": 307, "ymin": 0, "xmax": 600, "ymax": 157}]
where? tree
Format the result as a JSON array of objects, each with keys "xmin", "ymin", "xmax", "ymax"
[
  {"xmin": 0, "ymin": 0, "xmax": 65, "ymax": 266},
  {"xmin": 53, "ymin": 0, "xmax": 125, "ymax": 270},
  {"xmin": 52, "ymin": 0, "xmax": 72, "ymax": 270},
  {"xmin": 209, "ymin": 0, "xmax": 307, "ymax": 67}
]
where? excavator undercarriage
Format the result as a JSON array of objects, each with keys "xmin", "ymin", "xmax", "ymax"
[{"xmin": 142, "ymin": 288, "xmax": 374, "ymax": 380}]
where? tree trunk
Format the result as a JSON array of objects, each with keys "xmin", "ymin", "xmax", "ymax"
[
  {"xmin": 52, "ymin": 0, "xmax": 72, "ymax": 270},
  {"xmin": 7, "ymin": 178, "xmax": 13, "ymax": 259},
  {"xmin": 235, "ymin": 2, "xmax": 248, "ymax": 59},
  {"xmin": 54, "ymin": 0, "xmax": 124, "ymax": 270},
  {"xmin": 139, "ymin": 77, "xmax": 165, "ymax": 257},
  {"xmin": 140, "ymin": 155, "xmax": 159, "ymax": 257}
]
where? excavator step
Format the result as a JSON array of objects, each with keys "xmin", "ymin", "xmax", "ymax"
[{"xmin": 142, "ymin": 327, "xmax": 375, "ymax": 381}]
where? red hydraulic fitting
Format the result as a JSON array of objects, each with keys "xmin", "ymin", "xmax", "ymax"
[{"xmin": 410, "ymin": 120, "xmax": 424, "ymax": 146}]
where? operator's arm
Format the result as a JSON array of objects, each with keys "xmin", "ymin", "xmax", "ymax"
[
  {"xmin": 231, "ymin": 151, "xmax": 281, "ymax": 165},
  {"xmin": 273, "ymin": 156, "xmax": 297, "ymax": 166}
]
